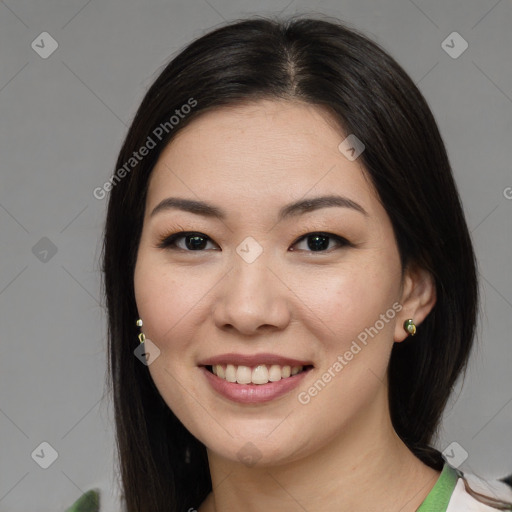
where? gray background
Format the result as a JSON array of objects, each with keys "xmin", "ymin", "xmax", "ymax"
[{"xmin": 0, "ymin": 1, "xmax": 511, "ymax": 511}]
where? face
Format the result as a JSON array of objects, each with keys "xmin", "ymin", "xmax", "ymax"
[{"xmin": 134, "ymin": 99, "xmax": 415, "ymax": 467}]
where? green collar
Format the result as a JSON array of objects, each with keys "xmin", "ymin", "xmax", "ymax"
[{"xmin": 416, "ymin": 463, "xmax": 460, "ymax": 512}]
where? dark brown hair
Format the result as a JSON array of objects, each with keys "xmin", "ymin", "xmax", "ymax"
[{"xmin": 101, "ymin": 14, "xmax": 509, "ymax": 511}]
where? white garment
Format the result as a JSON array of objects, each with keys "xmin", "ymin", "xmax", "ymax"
[{"xmin": 447, "ymin": 473, "xmax": 512, "ymax": 511}]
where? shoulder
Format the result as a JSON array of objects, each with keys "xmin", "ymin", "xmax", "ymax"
[
  {"xmin": 447, "ymin": 471, "xmax": 512, "ymax": 511},
  {"xmin": 65, "ymin": 489, "xmax": 100, "ymax": 512}
]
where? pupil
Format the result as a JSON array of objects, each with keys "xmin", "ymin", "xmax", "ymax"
[
  {"xmin": 183, "ymin": 234, "xmax": 330, "ymax": 251},
  {"xmin": 308, "ymin": 234, "xmax": 329, "ymax": 251},
  {"xmin": 186, "ymin": 235, "xmax": 207, "ymax": 250}
]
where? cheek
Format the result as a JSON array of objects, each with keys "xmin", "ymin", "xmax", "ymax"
[
  {"xmin": 292, "ymin": 256, "xmax": 401, "ymax": 352},
  {"xmin": 289, "ymin": 264, "xmax": 400, "ymax": 440},
  {"xmin": 133, "ymin": 253, "xmax": 208, "ymax": 419},
  {"xmin": 134, "ymin": 252, "xmax": 209, "ymax": 350}
]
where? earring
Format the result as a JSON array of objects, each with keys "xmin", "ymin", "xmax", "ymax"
[
  {"xmin": 403, "ymin": 319, "xmax": 417, "ymax": 336},
  {"xmin": 136, "ymin": 318, "xmax": 145, "ymax": 343}
]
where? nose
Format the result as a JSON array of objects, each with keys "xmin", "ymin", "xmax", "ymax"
[{"xmin": 212, "ymin": 256, "xmax": 292, "ymax": 336}]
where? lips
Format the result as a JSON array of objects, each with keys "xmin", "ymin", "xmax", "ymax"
[
  {"xmin": 198, "ymin": 352, "xmax": 314, "ymax": 403},
  {"xmin": 200, "ymin": 365, "xmax": 312, "ymax": 403}
]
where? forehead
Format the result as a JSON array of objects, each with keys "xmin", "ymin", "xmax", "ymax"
[{"xmin": 146, "ymin": 99, "xmax": 378, "ymax": 218}]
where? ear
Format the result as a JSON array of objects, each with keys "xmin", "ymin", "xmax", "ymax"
[{"xmin": 394, "ymin": 264, "xmax": 436, "ymax": 343}]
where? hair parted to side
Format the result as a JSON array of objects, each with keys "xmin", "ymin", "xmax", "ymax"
[{"xmin": 101, "ymin": 14, "xmax": 509, "ymax": 512}]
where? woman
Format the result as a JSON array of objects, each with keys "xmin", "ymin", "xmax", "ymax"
[{"xmin": 101, "ymin": 15, "xmax": 512, "ymax": 511}]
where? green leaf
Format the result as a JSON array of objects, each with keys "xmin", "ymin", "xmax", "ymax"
[{"xmin": 65, "ymin": 489, "xmax": 100, "ymax": 512}]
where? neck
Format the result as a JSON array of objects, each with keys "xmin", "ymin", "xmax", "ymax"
[{"xmin": 201, "ymin": 386, "xmax": 440, "ymax": 512}]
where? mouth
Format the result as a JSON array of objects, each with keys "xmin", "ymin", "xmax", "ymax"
[
  {"xmin": 200, "ymin": 362, "xmax": 314, "ymax": 404},
  {"xmin": 202, "ymin": 363, "xmax": 314, "ymax": 385}
]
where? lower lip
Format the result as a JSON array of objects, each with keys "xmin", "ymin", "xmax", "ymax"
[{"xmin": 200, "ymin": 366, "xmax": 312, "ymax": 404}]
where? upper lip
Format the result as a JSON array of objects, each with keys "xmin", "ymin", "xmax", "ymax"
[{"xmin": 198, "ymin": 352, "xmax": 313, "ymax": 367}]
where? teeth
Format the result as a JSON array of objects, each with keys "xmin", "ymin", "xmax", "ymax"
[
  {"xmin": 252, "ymin": 365, "xmax": 269, "ymax": 385},
  {"xmin": 211, "ymin": 364, "xmax": 305, "ymax": 385},
  {"xmin": 236, "ymin": 365, "xmax": 252, "ymax": 384},
  {"xmin": 268, "ymin": 364, "xmax": 282, "ymax": 382},
  {"xmin": 225, "ymin": 364, "xmax": 237, "ymax": 383}
]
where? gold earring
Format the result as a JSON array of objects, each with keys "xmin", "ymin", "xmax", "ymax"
[
  {"xmin": 136, "ymin": 318, "xmax": 145, "ymax": 343},
  {"xmin": 403, "ymin": 319, "xmax": 417, "ymax": 336}
]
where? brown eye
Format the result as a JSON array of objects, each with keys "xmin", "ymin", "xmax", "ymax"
[
  {"xmin": 157, "ymin": 230, "xmax": 351, "ymax": 253},
  {"xmin": 157, "ymin": 232, "xmax": 218, "ymax": 251},
  {"xmin": 291, "ymin": 232, "xmax": 351, "ymax": 252}
]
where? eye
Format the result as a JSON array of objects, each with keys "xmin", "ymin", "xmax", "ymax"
[
  {"xmin": 156, "ymin": 230, "xmax": 351, "ymax": 252},
  {"xmin": 157, "ymin": 231, "xmax": 218, "ymax": 251},
  {"xmin": 290, "ymin": 232, "xmax": 351, "ymax": 252}
]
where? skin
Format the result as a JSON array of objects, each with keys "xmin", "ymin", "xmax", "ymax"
[{"xmin": 133, "ymin": 99, "xmax": 439, "ymax": 512}]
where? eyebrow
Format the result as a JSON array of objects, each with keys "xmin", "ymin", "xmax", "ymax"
[{"xmin": 150, "ymin": 194, "xmax": 368, "ymax": 221}]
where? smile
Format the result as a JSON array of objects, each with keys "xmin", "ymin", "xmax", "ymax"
[
  {"xmin": 200, "ymin": 364, "xmax": 314, "ymax": 404},
  {"xmin": 206, "ymin": 363, "xmax": 312, "ymax": 385}
]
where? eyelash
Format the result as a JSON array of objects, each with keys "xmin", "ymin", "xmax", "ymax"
[{"xmin": 156, "ymin": 230, "xmax": 352, "ymax": 253}]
